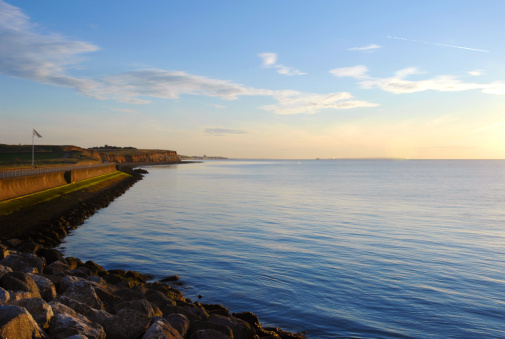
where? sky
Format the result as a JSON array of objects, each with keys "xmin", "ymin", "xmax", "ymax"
[{"xmin": 1, "ymin": 0, "xmax": 504, "ymax": 159}]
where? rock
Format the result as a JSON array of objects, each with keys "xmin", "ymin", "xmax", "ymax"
[
  {"xmin": 65, "ymin": 257, "xmax": 84, "ymax": 270},
  {"xmin": 68, "ymin": 266, "xmax": 92, "ymax": 278},
  {"xmin": 165, "ymin": 313, "xmax": 190, "ymax": 337},
  {"xmin": 0, "ymin": 305, "xmax": 47, "ymax": 338},
  {"xmin": 190, "ymin": 320, "xmax": 233, "ymax": 338},
  {"xmin": 1, "ymin": 252, "xmax": 45, "ymax": 273},
  {"xmin": 126, "ymin": 270, "xmax": 151, "ymax": 284},
  {"xmin": 160, "ymin": 275, "xmax": 179, "ymax": 282},
  {"xmin": 0, "ymin": 264, "xmax": 13, "ymax": 278},
  {"xmin": 0, "ymin": 287, "xmax": 10, "ymax": 304},
  {"xmin": 142, "ymin": 318, "xmax": 184, "ymax": 339},
  {"xmin": 27, "ymin": 273, "xmax": 57, "ymax": 301},
  {"xmin": 263, "ymin": 327, "xmax": 306, "ymax": 339},
  {"xmin": 84, "ymin": 260, "xmax": 106, "ymax": 275},
  {"xmin": 144, "ymin": 289, "xmax": 176, "ymax": 308},
  {"xmin": 206, "ymin": 314, "xmax": 256, "ymax": 339},
  {"xmin": 114, "ymin": 298, "xmax": 162, "ymax": 317},
  {"xmin": 3, "ymin": 238, "xmax": 23, "ymax": 248},
  {"xmin": 161, "ymin": 304, "xmax": 208, "ymax": 323},
  {"xmin": 8, "ymin": 290, "xmax": 33, "ymax": 301},
  {"xmin": 48, "ymin": 301, "xmax": 106, "ymax": 339},
  {"xmin": 0, "ymin": 244, "xmax": 10, "ymax": 260},
  {"xmin": 55, "ymin": 296, "xmax": 113, "ymax": 326},
  {"xmin": 62, "ymin": 280, "xmax": 105, "ymax": 310},
  {"xmin": 114, "ymin": 287, "xmax": 145, "ymax": 301},
  {"xmin": 146, "ymin": 282, "xmax": 185, "ymax": 302},
  {"xmin": 9, "ymin": 297, "xmax": 54, "ymax": 329},
  {"xmin": 93, "ymin": 285, "xmax": 124, "ymax": 314},
  {"xmin": 201, "ymin": 303, "xmax": 230, "ymax": 317},
  {"xmin": 232, "ymin": 311, "xmax": 261, "ymax": 329},
  {"xmin": 36, "ymin": 248, "xmax": 64, "ymax": 265},
  {"xmin": 103, "ymin": 308, "xmax": 150, "ymax": 339},
  {"xmin": 0, "ymin": 271, "xmax": 42, "ymax": 298},
  {"xmin": 16, "ymin": 241, "xmax": 40, "ymax": 254},
  {"xmin": 59, "ymin": 275, "xmax": 102, "ymax": 294},
  {"xmin": 190, "ymin": 329, "xmax": 233, "ymax": 339},
  {"xmin": 45, "ymin": 261, "xmax": 71, "ymax": 275}
]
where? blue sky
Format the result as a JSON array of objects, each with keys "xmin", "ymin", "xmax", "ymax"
[{"xmin": 1, "ymin": 0, "xmax": 504, "ymax": 158}]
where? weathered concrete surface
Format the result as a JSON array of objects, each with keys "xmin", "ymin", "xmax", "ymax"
[
  {"xmin": 0, "ymin": 172, "xmax": 67, "ymax": 201},
  {"xmin": 68, "ymin": 165, "xmax": 117, "ymax": 183}
]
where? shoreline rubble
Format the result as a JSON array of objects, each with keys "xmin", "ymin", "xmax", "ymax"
[{"xmin": 0, "ymin": 168, "xmax": 306, "ymax": 338}]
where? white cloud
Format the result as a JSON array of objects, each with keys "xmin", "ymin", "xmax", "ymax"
[
  {"xmin": 258, "ymin": 52, "xmax": 306, "ymax": 76},
  {"xmin": 261, "ymin": 90, "xmax": 379, "ymax": 115},
  {"xmin": 331, "ymin": 64, "xmax": 505, "ymax": 95},
  {"xmin": 468, "ymin": 70, "xmax": 484, "ymax": 76},
  {"xmin": 329, "ymin": 65, "xmax": 370, "ymax": 79},
  {"xmin": 348, "ymin": 44, "xmax": 381, "ymax": 51},
  {"xmin": 258, "ymin": 52, "xmax": 277, "ymax": 66}
]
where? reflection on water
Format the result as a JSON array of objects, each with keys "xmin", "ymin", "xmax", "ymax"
[{"xmin": 59, "ymin": 160, "xmax": 505, "ymax": 338}]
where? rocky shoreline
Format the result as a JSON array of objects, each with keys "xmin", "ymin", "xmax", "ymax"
[{"xmin": 0, "ymin": 168, "xmax": 306, "ymax": 338}]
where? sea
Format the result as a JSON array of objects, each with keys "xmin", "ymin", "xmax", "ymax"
[{"xmin": 57, "ymin": 159, "xmax": 505, "ymax": 338}]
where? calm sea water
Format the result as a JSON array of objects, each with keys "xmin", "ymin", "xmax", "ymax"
[{"xmin": 58, "ymin": 160, "xmax": 505, "ymax": 338}]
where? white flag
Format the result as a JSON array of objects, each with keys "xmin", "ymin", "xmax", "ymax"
[{"xmin": 33, "ymin": 129, "xmax": 42, "ymax": 138}]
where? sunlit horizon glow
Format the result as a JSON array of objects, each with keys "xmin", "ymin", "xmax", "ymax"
[{"xmin": 1, "ymin": 1, "xmax": 504, "ymax": 159}]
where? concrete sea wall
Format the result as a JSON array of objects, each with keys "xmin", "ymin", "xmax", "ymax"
[{"xmin": 0, "ymin": 164, "xmax": 117, "ymax": 201}]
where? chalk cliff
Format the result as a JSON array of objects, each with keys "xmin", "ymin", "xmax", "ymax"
[{"xmin": 81, "ymin": 149, "xmax": 181, "ymax": 164}]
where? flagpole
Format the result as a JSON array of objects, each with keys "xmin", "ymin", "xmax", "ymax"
[{"xmin": 32, "ymin": 129, "xmax": 35, "ymax": 167}]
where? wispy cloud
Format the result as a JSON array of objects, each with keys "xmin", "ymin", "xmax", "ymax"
[
  {"xmin": 205, "ymin": 128, "xmax": 248, "ymax": 136},
  {"xmin": 0, "ymin": 1, "xmax": 378, "ymax": 115},
  {"xmin": 331, "ymin": 65, "xmax": 505, "ymax": 95},
  {"xmin": 258, "ymin": 52, "xmax": 306, "ymax": 76},
  {"xmin": 348, "ymin": 44, "xmax": 381, "ymax": 51},
  {"xmin": 386, "ymin": 35, "xmax": 491, "ymax": 53},
  {"xmin": 329, "ymin": 65, "xmax": 370, "ymax": 79}
]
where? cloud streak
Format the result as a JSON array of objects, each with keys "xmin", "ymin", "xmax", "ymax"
[
  {"xmin": 331, "ymin": 65, "xmax": 505, "ymax": 95},
  {"xmin": 387, "ymin": 35, "xmax": 491, "ymax": 53},
  {"xmin": 258, "ymin": 52, "xmax": 306, "ymax": 76},
  {"xmin": 348, "ymin": 44, "xmax": 381, "ymax": 51}
]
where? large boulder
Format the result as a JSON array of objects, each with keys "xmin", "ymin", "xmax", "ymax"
[
  {"xmin": 103, "ymin": 308, "xmax": 150, "ymax": 339},
  {"xmin": 0, "ymin": 264, "xmax": 13, "ymax": 278},
  {"xmin": 206, "ymin": 314, "xmax": 256, "ymax": 339},
  {"xmin": 61, "ymin": 280, "xmax": 105, "ymax": 310},
  {"xmin": 0, "ymin": 287, "xmax": 10, "ymax": 304},
  {"xmin": 48, "ymin": 301, "xmax": 105, "ymax": 339},
  {"xmin": 44, "ymin": 261, "xmax": 70, "ymax": 275},
  {"xmin": 55, "ymin": 296, "xmax": 113, "ymax": 326},
  {"xmin": 9, "ymin": 297, "xmax": 54, "ymax": 329},
  {"xmin": 165, "ymin": 313, "xmax": 190, "ymax": 337},
  {"xmin": 189, "ymin": 320, "xmax": 233, "ymax": 338},
  {"xmin": 1, "ymin": 252, "xmax": 45, "ymax": 273},
  {"xmin": 142, "ymin": 318, "xmax": 184, "ymax": 339},
  {"xmin": 36, "ymin": 248, "xmax": 64, "ymax": 265},
  {"xmin": 0, "ymin": 305, "xmax": 47, "ymax": 338},
  {"xmin": 27, "ymin": 273, "xmax": 57, "ymax": 301},
  {"xmin": 0, "ymin": 271, "xmax": 42, "ymax": 298},
  {"xmin": 114, "ymin": 298, "xmax": 162, "ymax": 317}
]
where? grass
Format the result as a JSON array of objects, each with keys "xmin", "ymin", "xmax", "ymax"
[{"xmin": 0, "ymin": 171, "xmax": 131, "ymax": 216}]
